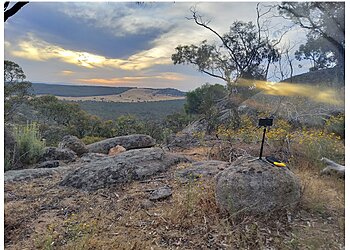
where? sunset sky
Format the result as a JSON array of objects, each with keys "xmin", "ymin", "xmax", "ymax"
[{"xmin": 4, "ymin": 2, "xmax": 308, "ymax": 91}]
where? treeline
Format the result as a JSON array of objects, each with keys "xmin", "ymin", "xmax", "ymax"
[{"xmin": 75, "ymin": 99, "xmax": 186, "ymax": 121}]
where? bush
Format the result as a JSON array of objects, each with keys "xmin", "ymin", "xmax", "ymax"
[
  {"xmin": 325, "ymin": 113, "xmax": 345, "ymax": 139},
  {"xmin": 81, "ymin": 136, "xmax": 106, "ymax": 145},
  {"xmin": 13, "ymin": 122, "xmax": 45, "ymax": 165}
]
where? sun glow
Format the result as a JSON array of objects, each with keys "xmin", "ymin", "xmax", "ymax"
[{"xmin": 236, "ymin": 78, "xmax": 344, "ymax": 106}]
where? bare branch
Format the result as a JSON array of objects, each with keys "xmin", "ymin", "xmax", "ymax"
[{"xmin": 4, "ymin": 1, "xmax": 28, "ymax": 22}]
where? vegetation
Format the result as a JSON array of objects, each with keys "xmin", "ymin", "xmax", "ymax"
[
  {"xmin": 279, "ymin": 2, "xmax": 345, "ymax": 82},
  {"xmin": 184, "ymin": 83, "xmax": 226, "ymax": 115},
  {"xmin": 4, "ymin": 60, "xmax": 33, "ymax": 122},
  {"xmin": 31, "ymin": 83, "xmax": 132, "ymax": 97},
  {"xmin": 172, "ymin": 10, "xmax": 279, "ymax": 95},
  {"xmin": 75, "ymin": 99, "xmax": 186, "ymax": 121},
  {"xmin": 3, "ymin": 3, "xmax": 345, "ymax": 248},
  {"xmin": 31, "ymin": 83, "xmax": 185, "ymax": 97},
  {"xmin": 12, "ymin": 123, "xmax": 45, "ymax": 167}
]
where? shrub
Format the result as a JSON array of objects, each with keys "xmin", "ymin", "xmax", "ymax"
[
  {"xmin": 325, "ymin": 113, "xmax": 345, "ymax": 139},
  {"xmin": 81, "ymin": 136, "xmax": 106, "ymax": 145},
  {"xmin": 13, "ymin": 122, "xmax": 45, "ymax": 165}
]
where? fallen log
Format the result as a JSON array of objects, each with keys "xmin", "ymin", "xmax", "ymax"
[{"xmin": 320, "ymin": 157, "xmax": 345, "ymax": 178}]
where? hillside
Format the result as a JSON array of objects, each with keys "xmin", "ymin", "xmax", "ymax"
[
  {"xmin": 55, "ymin": 88, "xmax": 185, "ymax": 103},
  {"xmin": 31, "ymin": 83, "xmax": 186, "ymax": 98}
]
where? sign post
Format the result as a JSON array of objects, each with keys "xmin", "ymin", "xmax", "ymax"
[{"xmin": 258, "ymin": 118, "xmax": 273, "ymax": 160}]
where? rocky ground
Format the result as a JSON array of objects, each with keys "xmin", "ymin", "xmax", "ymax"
[{"xmin": 4, "ymin": 135, "xmax": 345, "ymax": 249}]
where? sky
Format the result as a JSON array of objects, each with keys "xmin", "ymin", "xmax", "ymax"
[{"xmin": 4, "ymin": 2, "xmax": 308, "ymax": 91}]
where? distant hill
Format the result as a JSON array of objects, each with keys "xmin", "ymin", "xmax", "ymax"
[
  {"xmin": 281, "ymin": 66, "xmax": 344, "ymax": 87},
  {"xmin": 31, "ymin": 83, "xmax": 186, "ymax": 97},
  {"xmin": 31, "ymin": 83, "xmax": 132, "ymax": 97}
]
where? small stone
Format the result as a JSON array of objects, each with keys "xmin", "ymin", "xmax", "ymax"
[
  {"xmin": 149, "ymin": 186, "xmax": 172, "ymax": 201},
  {"xmin": 108, "ymin": 145, "xmax": 126, "ymax": 156},
  {"xmin": 140, "ymin": 199, "xmax": 154, "ymax": 209}
]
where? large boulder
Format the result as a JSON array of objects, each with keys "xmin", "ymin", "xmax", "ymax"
[
  {"xmin": 87, "ymin": 134, "xmax": 156, "ymax": 154},
  {"xmin": 58, "ymin": 135, "xmax": 88, "ymax": 156},
  {"xmin": 5, "ymin": 167, "xmax": 71, "ymax": 182},
  {"xmin": 40, "ymin": 147, "xmax": 77, "ymax": 162},
  {"xmin": 215, "ymin": 156, "xmax": 301, "ymax": 215},
  {"xmin": 60, "ymin": 147, "xmax": 190, "ymax": 191}
]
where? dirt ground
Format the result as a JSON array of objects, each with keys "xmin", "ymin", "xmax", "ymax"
[{"xmin": 4, "ymin": 146, "xmax": 345, "ymax": 249}]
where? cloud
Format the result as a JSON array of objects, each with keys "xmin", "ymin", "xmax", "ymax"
[
  {"xmin": 61, "ymin": 70, "xmax": 74, "ymax": 75},
  {"xmin": 10, "ymin": 33, "xmax": 170, "ymax": 70},
  {"xmin": 58, "ymin": 3, "xmax": 172, "ymax": 37},
  {"xmin": 77, "ymin": 72, "xmax": 185, "ymax": 85}
]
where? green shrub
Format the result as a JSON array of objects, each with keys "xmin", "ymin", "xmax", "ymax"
[
  {"xmin": 14, "ymin": 122, "xmax": 45, "ymax": 165},
  {"xmin": 81, "ymin": 136, "xmax": 106, "ymax": 145},
  {"xmin": 325, "ymin": 113, "xmax": 345, "ymax": 139}
]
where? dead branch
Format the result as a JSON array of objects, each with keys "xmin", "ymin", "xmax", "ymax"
[{"xmin": 320, "ymin": 157, "xmax": 344, "ymax": 178}]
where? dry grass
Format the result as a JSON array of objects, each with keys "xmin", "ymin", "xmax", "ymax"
[
  {"xmin": 52, "ymin": 89, "xmax": 185, "ymax": 103},
  {"xmin": 4, "ymin": 146, "xmax": 345, "ymax": 249}
]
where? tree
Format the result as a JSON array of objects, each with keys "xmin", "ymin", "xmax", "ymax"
[
  {"xmin": 4, "ymin": 1, "xmax": 29, "ymax": 22},
  {"xmin": 184, "ymin": 83, "xmax": 228, "ymax": 133},
  {"xmin": 30, "ymin": 95, "xmax": 81, "ymax": 126},
  {"xmin": 172, "ymin": 7, "xmax": 280, "ymax": 95},
  {"xmin": 4, "ymin": 60, "xmax": 32, "ymax": 121},
  {"xmin": 184, "ymin": 83, "xmax": 226, "ymax": 115},
  {"xmin": 295, "ymin": 34, "xmax": 337, "ymax": 71},
  {"xmin": 278, "ymin": 2, "xmax": 344, "ymax": 81}
]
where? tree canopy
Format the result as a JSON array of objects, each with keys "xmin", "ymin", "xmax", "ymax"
[
  {"xmin": 279, "ymin": 2, "xmax": 344, "ymax": 77},
  {"xmin": 4, "ymin": 60, "xmax": 32, "ymax": 121},
  {"xmin": 172, "ymin": 9, "xmax": 280, "ymax": 95}
]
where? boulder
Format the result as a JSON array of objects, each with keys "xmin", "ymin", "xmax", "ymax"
[
  {"xmin": 40, "ymin": 147, "xmax": 77, "ymax": 162},
  {"xmin": 58, "ymin": 135, "xmax": 88, "ymax": 156},
  {"xmin": 81, "ymin": 153, "xmax": 108, "ymax": 163},
  {"xmin": 87, "ymin": 134, "xmax": 156, "ymax": 154},
  {"xmin": 60, "ymin": 147, "xmax": 190, "ymax": 191},
  {"xmin": 5, "ymin": 167, "xmax": 71, "ymax": 182},
  {"xmin": 176, "ymin": 160, "xmax": 230, "ymax": 181},
  {"xmin": 37, "ymin": 160, "xmax": 59, "ymax": 169},
  {"xmin": 108, "ymin": 145, "xmax": 126, "ymax": 156},
  {"xmin": 215, "ymin": 156, "xmax": 301, "ymax": 215}
]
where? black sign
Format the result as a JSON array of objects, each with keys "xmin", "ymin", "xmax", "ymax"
[{"xmin": 258, "ymin": 118, "xmax": 273, "ymax": 127}]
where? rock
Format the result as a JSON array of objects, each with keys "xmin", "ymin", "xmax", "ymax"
[
  {"xmin": 108, "ymin": 145, "xmax": 126, "ymax": 156},
  {"xmin": 215, "ymin": 156, "xmax": 301, "ymax": 215},
  {"xmin": 87, "ymin": 134, "xmax": 156, "ymax": 154},
  {"xmin": 37, "ymin": 160, "xmax": 59, "ymax": 169},
  {"xmin": 149, "ymin": 186, "xmax": 172, "ymax": 201},
  {"xmin": 60, "ymin": 147, "xmax": 190, "ymax": 191},
  {"xmin": 181, "ymin": 118, "xmax": 208, "ymax": 134},
  {"xmin": 41, "ymin": 147, "xmax": 77, "ymax": 162},
  {"xmin": 176, "ymin": 160, "xmax": 230, "ymax": 181},
  {"xmin": 58, "ymin": 135, "xmax": 88, "ymax": 156},
  {"xmin": 5, "ymin": 167, "xmax": 71, "ymax": 182},
  {"xmin": 81, "ymin": 153, "xmax": 108, "ymax": 163},
  {"xmin": 140, "ymin": 199, "xmax": 154, "ymax": 209}
]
